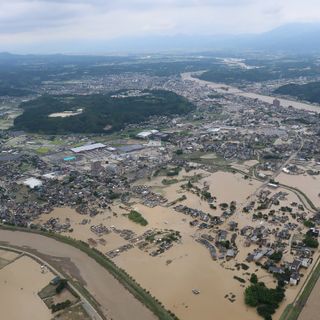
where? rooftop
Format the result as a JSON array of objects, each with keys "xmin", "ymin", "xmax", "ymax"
[{"xmin": 71, "ymin": 143, "xmax": 106, "ymax": 153}]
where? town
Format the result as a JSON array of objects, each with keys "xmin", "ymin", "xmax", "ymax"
[{"xmin": 1, "ymin": 53, "xmax": 320, "ymax": 320}]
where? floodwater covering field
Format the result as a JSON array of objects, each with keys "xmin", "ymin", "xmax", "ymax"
[
  {"xmin": 277, "ymin": 172, "xmax": 320, "ymax": 207},
  {"xmin": 0, "ymin": 253, "xmax": 53, "ymax": 320},
  {"xmin": 298, "ymin": 277, "xmax": 320, "ymax": 320},
  {"xmin": 35, "ymin": 170, "xmax": 265, "ymax": 320}
]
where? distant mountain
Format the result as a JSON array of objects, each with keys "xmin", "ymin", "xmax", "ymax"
[
  {"xmin": 249, "ymin": 23, "xmax": 320, "ymax": 52},
  {"xmin": 98, "ymin": 23, "xmax": 320, "ymax": 53},
  {"xmin": 2, "ymin": 23, "xmax": 320, "ymax": 54}
]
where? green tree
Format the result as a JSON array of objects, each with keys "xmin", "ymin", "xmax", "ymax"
[
  {"xmin": 250, "ymin": 273, "xmax": 258, "ymax": 284},
  {"xmin": 303, "ymin": 235, "xmax": 319, "ymax": 248}
]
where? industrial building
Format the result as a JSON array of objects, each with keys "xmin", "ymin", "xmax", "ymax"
[{"xmin": 71, "ymin": 143, "xmax": 107, "ymax": 153}]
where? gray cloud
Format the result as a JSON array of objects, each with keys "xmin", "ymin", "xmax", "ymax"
[{"xmin": 0, "ymin": 1, "xmax": 90, "ymax": 33}]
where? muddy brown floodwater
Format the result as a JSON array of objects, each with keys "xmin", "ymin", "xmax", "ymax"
[
  {"xmin": 0, "ymin": 229, "xmax": 156, "ymax": 320},
  {"xmin": 0, "ymin": 254, "xmax": 53, "ymax": 320}
]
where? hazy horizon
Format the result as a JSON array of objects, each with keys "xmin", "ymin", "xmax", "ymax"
[{"xmin": 2, "ymin": 0, "xmax": 320, "ymax": 54}]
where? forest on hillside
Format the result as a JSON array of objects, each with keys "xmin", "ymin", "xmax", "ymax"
[{"xmin": 14, "ymin": 90, "xmax": 194, "ymax": 134}]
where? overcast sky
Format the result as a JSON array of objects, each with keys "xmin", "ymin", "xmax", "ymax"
[{"xmin": 1, "ymin": 0, "xmax": 320, "ymax": 52}]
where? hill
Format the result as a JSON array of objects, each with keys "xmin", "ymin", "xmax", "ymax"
[
  {"xmin": 198, "ymin": 66, "xmax": 278, "ymax": 84},
  {"xmin": 13, "ymin": 90, "xmax": 194, "ymax": 134},
  {"xmin": 274, "ymin": 82, "xmax": 320, "ymax": 104}
]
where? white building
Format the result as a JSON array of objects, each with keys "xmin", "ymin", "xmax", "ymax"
[
  {"xmin": 136, "ymin": 130, "xmax": 159, "ymax": 139},
  {"xmin": 23, "ymin": 177, "xmax": 43, "ymax": 189},
  {"xmin": 71, "ymin": 143, "xmax": 106, "ymax": 153}
]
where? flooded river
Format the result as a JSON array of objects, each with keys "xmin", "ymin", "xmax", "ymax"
[
  {"xmin": 182, "ymin": 72, "xmax": 320, "ymax": 114},
  {"xmin": 0, "ymin": 229, "xmax": 156, "ymax": 320}
]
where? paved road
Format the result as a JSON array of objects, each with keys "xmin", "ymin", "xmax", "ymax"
[{"xmin": 0, "ymin": 229, "xmax": 157, "ymax": 320}]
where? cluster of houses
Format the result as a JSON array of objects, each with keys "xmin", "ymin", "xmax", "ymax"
[
  {"xmin": 197, "ymin": 230, "xmax": 238, "ymax": 261},
  {"xmin": 242, "ymin": 223, "xmax": 319, "ymax": 286},
  {"xmin": 131, "ymin": 185, "xmax": 168, "ymax": 207},
  {"xmin": 174, "ymin": 205, "xmax": 223, "ymax": 227},
  {"xmin": 107, "ymin": 243, "xmax": 134, "ymax": 258},
  {"xmin": 105, "ymin": 228, "xmax": 180, "ymax": 258},
  {"xmin": 90, "ymin": 224, "xmax": 110, "ymax": 236}
]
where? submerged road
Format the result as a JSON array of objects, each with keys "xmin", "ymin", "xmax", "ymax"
[{"xmin": 0, "ymin": 229, "xmax": 156, "ymax": 320}]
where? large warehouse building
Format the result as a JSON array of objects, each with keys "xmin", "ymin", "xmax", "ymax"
[{"xmin": 71, "ymin": 143, "xmax": 107, "ymax": 153}]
